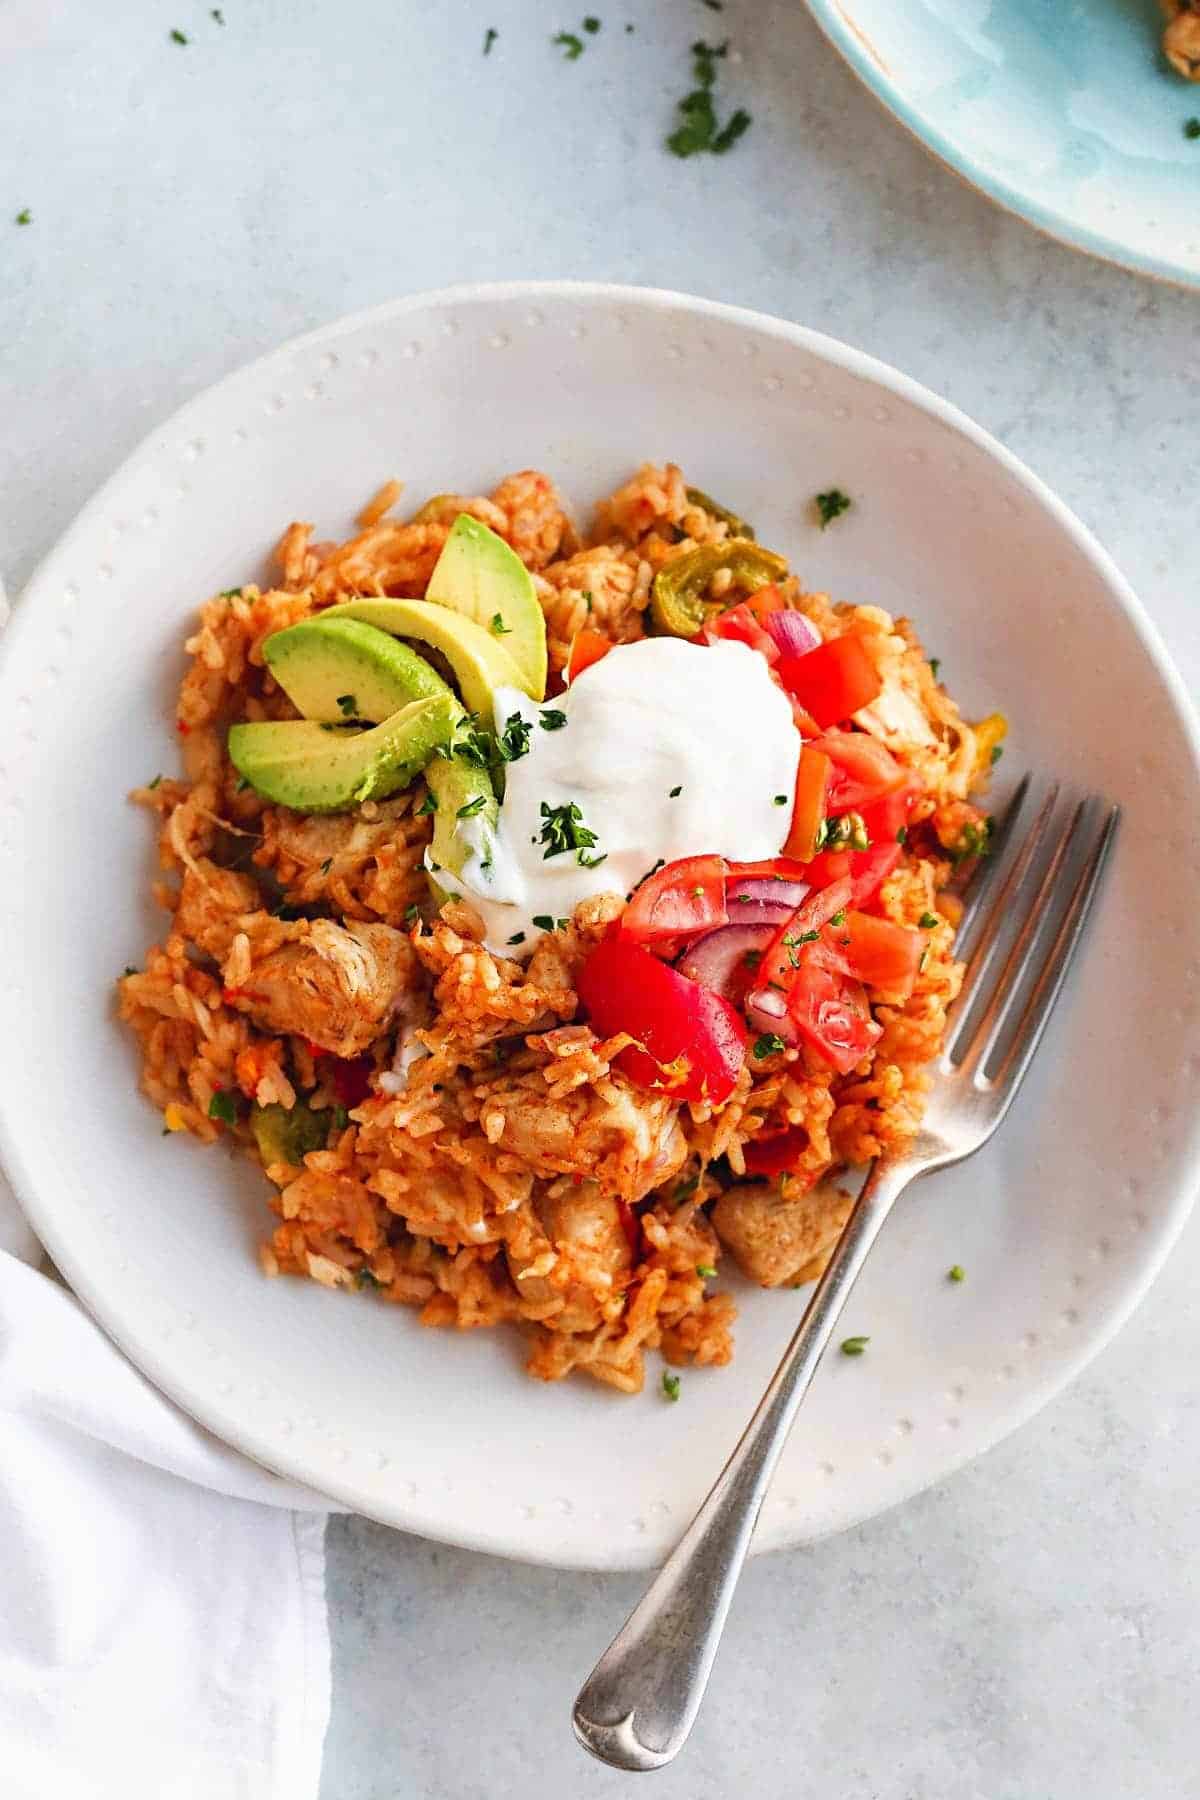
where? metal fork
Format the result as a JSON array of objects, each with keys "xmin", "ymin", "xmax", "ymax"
[{"xmin": 573, "ymin": 777, "xmax": 1119, "ymax": 1773}]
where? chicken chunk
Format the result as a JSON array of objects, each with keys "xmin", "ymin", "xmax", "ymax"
[
  {"xmin": 483, "ymin": 1075, "xmax": 686, "ymax": 1204},
  {"xmin": 231, "ymin": 919, "xmax": 418, "ymax": 1058},
  {"xmin": 173, "ymin": 860, "xmax": 262, "ymax": 961},
  {"xmin": 711, "ymin": 1180, "xmax": 853, "ymax": 1288},
  {"xmin": 509, "ymin": 1182, "xmax": 634, "ymax": 1332}
]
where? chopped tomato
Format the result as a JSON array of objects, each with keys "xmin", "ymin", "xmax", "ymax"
[
  {"xmin": 567, "ymin": 627, "xmax": 613, "ymax": 683},
  {"xmin": 707, "ymin": 602, "xmax": 779, "ymax": 662},
  {"xmin": 621, "ymin": 854, "xmax": 728, "ymax": 944},
  {"xmin": 812, "ymin": 731, "xmax": 905, "ymax": 813},
  {"xmin": 741, "ymin": 583, "xmax": 786, "ymax": 621},
  {"xmin": 858, "ymin": 782, "xmax": 916, "ymax": 847},
  {"xmin": 788, "ymin": 697, "xmax": 822, "ymax": 738},
  {"xmin": 826, "ymin": 911, "xmax": 923, "ymax": 999},
  {"xmin": 751, "ymin": 878, "xmax": 854, "ymax": 1006},
  {"xmin": 776, "ymin": 635, "xmax": 882, "ymax": 729},
  {"xmin": 787, "ymin": 954, "xmax": 881, "ymax": 1075},
  {"xmin": 322, "ymin": 1054, "xmax": 373, "ymax": 1107},
  {"xmin": 743, "ymin": 1125, "xmax": 809, "ymax": 1178},
  {"xmin": 805, "ymin": 841, "xmax": 901, "ymax": 909},
  {"xmin": 783, "ymin": 747, "xmax": 831, "ymax": 862},
  {"xmin": 577, "ymin": 932, "xmax": 747, "ymax": 1103}
]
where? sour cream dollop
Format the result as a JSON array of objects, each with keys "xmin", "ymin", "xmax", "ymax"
[{"xmin": 439, "ymin": 637, "xmax": 800, "ymax": 956}]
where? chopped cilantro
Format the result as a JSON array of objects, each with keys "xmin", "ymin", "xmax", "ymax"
[
  {"xmin": 219, "ymin": 587, "xmax": 243, "ymax": 598},
  {"xmin": 661, "ymin": 1370, "xmax": 681, "ymax": 1402},
  {"xmin": 582, "ymin": 589, "xmax": 594, "ymax": 612},
  {"xmin": 147, "ymin": 774, "xmax": 162, "ymax": 790},
  {"xmin": 929, "ymin": 657, "xmax": 941, "ymax": 681},
  {"xmin": 696, "ymin": 1263, "xmax": 718, "ymax": 1279},
  {"xmin": 742, "ymin": 949, "xmax": 762, "ymax": 970},
  {"xmin": 896, "ymin": 825, "xmax": 908, "ymax": 845},
  {"xmin": 532, "ymin": 914, "xmax": 554, "ymax": 931},
  {"xmin": 483, "ymin": 25, "xmax": 498, "ymax": 53},
  {"xmin": 211, "ymin": 7, "xmax": 225, "ymax": 22},
  {"xmin": 829, "ymin": 909, "xmax": 846, "ymax": 926},
  {"xmin": 951, "ymin": 818, "xmax": 992, "ymax": 865},
  {"xmin": 948, "ymin": 1264, "xmax": 966, "ymax": 1283},
  {"xmin": 556, "ymin": 917, "xmax": 569, "ymax": 930},
  {"xmin": 320, "ymin": 857, "xmax": 332, "ymax": 874},
  {"xmin": 578, "ymin": 848, "xmax": 608, "ymax": 869},
  {"xmin": 1185, "ymin": 117, "xmax": 1200, "ymax": 140},
  {"xmin": 918, "ymin": 912, "xmax": 939, "ymax": 930},
  {"xmin": 208, "ymin": 1090, "xmax": 237, "ymax": 1126},
  {"xmin": 404, "ymin": 903, "xmax": 421, "ymax": 925},
  {"xmin": 673, "ymin": 1175, "xmax": 700, "ymax": 1205},
  {"xmin": 416, "ymin": 792, "xmax": 438, "ymax": 815},
  {"xmin": 625, "ymin": 20, "xmax": 634, "ymax": 30},
  {"xmin": 14, "ymin": 208, "xmax": 31, "ymax": 226},
  {"xmin": 990, "ymin": 744, "xmax": 1003, "ymax": 765},
  {"xmin": 583, "ymin": 15, "xmax": 601, "ymax": 31},
  {"xmin": 335, "ymin": 693, "xmax": 357, "ymax": 717},
  {"xmin": 170, "ymin": 27, "xmax": 189, "ymax": 43},
  {"xmin": 457, "ymin": 794, "xmax": 488, "ymax": 819},
  {"xmin": 122, "ymin": 965, "xmax": 137, "ymax": 977},
  {"xmin": 699, "ymin": 0, "xmax": 723, "ymax": 8},
  {"xmin": 553, "ymin": 30, "xmax": 584, "ymax": 58},
  {"xmin": 667, "ymin": 37, "xmax": 751, "ymax": 157},
  {"xmin": 538, "ymin": 708, "xmax": 568, "ymax": 731},
  {"xmin": 815, "ymin": 489, "xmax": 852, "ymax": 528},
  {"xmin": 773, "ymin": 793, "xmax": 788, "ymax": 806},
  {"xmin": 539, "ymin": 799, "xmax": 600, "ymax": 864},
  {"xmin": 506, "ymin": 931, "xmax": 526, "ymax": 946},
  {"xmin": 235, "ymin": 775, "xmax": 252, "ymax": 793},
  {"xmin": 355, "ymin": 1267, "xmax": 383, "ymax": 1290},
  {"xmin": 490, "ymin": 612, "xmax": 512, "ymax": 635},
  {"xmin": 332, "ymin": 1105, "xmax": 350, "ymax": 1131},
  {"xmin": 498, "ymin": 713, "xmax": 532, "ymax": 761},
  {"xmin": 752, "ymin": 1032, "xmax": 786, "ymax": 1060},
  {"xmin": 840, "ymin": 1335, "xmax": 870, "ymax": 1357},
  {"xmin": 665, "ymin": 786, "xmax": 681, "ymax": 800}
]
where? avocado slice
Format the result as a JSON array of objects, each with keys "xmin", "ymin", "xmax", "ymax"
[
  {"xmin": 321, "ymin": 597, "xmax": 530, "ymax": 716},
  {"xmin": 228, "ymin": 692, "xmax": 458, "ymax": 813},
  {"xmin": 263, "ymin": 616, "xmax": 453, "ymax": 723},
  {"xmin": 425, "ymin": 515, "xmax": 548, "ymax": 700},
  {"xmin": 426, "ymin": 751, "xmax": 499, "ymax": 888},
  {"xmin": 250, "ymin": 1099, "xmax": 329, "ymax": 1172}
]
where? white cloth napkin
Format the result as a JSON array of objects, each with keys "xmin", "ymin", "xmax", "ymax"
[
  {"xmin": 0, "ymin": 1142, "xmax": 333, "ymax": 1800},
  {"xmin": 0, "ymin": 574, "xmax": 333, "ymax": 1797}
]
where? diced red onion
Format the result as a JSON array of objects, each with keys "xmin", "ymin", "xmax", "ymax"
[
  {"xmin": 677, "ymin": 923, "xmax": 776, "ymax": 1003},
  {"xmin": 765, "ymin": 610, "xmax": 821, "ymax": 659},
  {"xmin": 726, "ymin": 876, "xmax": 810, "ymax": 923},
  {"xmin": 745, "ymin": 984, "xmax": 800, "ymax": 1043}
]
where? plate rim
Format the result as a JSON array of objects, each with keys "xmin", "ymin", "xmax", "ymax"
[
  {"xmin": 802, "ymin": 1, "xmax": 1200, "ymax": 293},
  {"xmin": 4, "ymin": 278, "xmax": 1200, "ymax": 1570}
]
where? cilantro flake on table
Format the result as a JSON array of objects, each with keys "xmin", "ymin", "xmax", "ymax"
[
  {"xmin": 667, "ymin": 37, "xmax": 752, "ymax": 157},
  {"xmin": 661, "ymin": 1370, "xmax": 681, "ymax": 1402},
  {"xmin": 15, "ymin": 208, "xmax": 31, "ymax": 226},
  {"xmin": 483, "ymin": 25, "xmax": 498, "ymax": 54},
  {"xmin": 553, "ymin": 30, "xmax": 584, "ymax": 58},
  {"xmin": 1185, "ymin": 117, "xmax": 1200, "ymax": 140},
  {"xmin": 169, "ymin": 27, "xmax": 189, "ymax": 44},
  {"xmin": 815, "ymin": 488, "xmax": 852, "ymax": 528}
]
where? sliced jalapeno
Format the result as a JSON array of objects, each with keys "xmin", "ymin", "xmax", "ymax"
[
  {"xmin": 684, "ymin": 487, "xmax": 756, "ymax": 540},
  {"xmin": 650, "ymin": 538, "xmax": 788, "ymax": 638}
]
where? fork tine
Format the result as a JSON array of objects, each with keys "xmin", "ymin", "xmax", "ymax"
[
  {"xmin": 953, "ymin": 772, "xmax": 1033, "ymax": 950},
  {"xmin": 986, "ymin": 803, "xmax": 1120, "ymax": 1096},
  {"xmin": 941, "ymin": 781, "xmax": 1060, "ymax": 1062}
]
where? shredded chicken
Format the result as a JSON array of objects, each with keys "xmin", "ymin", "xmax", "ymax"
[
  {"xmin": 482, "ymin": 1073, "xmax": 687, "ymax": 1204},
  {"xmin": 227, "ymin": 918, "xmax": 419, "ymax": 1058}
]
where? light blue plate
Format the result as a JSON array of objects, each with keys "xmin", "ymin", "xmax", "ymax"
[{"xmin": 805, "ymin": 0, "xmax": 1200, "ymax": 287}]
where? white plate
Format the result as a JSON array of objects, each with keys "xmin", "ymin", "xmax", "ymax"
[{"xmin": 2, "ymin": 283, "xmax": 1198, "ymax": 1572}]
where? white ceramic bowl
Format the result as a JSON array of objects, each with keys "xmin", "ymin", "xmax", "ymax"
[{"xmin": 1, "ymin": 283, "xmax": 1197, "ymax": 1571}]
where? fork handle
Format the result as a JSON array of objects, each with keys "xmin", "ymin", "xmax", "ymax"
[{"xmin": 573, "ymin": 1156, "xmax": 914, "ymax": 1772}]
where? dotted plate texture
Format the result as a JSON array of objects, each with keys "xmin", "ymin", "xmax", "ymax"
[{"xmin": 0, "ymin": 283, "xmax": 1197, "ymax": 1572}]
